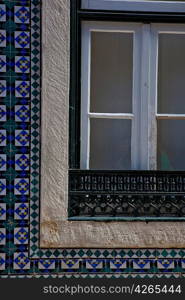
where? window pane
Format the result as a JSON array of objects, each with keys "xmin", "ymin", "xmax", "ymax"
[
  {"xmin": 90, "ymin": 119, "xmax": 131, "ymax": 169},
  {"xmin": 90, "ymin": 32, "xmax": 133, "ymax": 113},
  {"xmin": 157, "ymin": 120, "xmax": 185, "ymax": 170},
  {"xmin": 158, "ymin": 34, "xmax": 185, "ymax": 114}
]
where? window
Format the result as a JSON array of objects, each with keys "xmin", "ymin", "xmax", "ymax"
[
  {"xmin": 69, "ymin": 0, "xmax": 185, "ymax": 220},
  {"xmin": 81, "ymin": 0, "xmax": 185, "ymax": 13},
  {"xmin": 81, "ymin": 22, "xmax": 185, "ymax": 171}
]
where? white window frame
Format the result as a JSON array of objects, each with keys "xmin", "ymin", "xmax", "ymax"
[
  {"xmin": 81, "ymin": 22, "xmax": 144, "ymax": 170},
  {"xmin": 81, "ymin": 0, "xmax": 185, "ymax": 13},
  {"xmin": 81, "ymin": 21, "xmax": 185, "ymax": 170},
  {"xmin": 150, "ymin": 23, "xmax": 185, "ymax": 169}
]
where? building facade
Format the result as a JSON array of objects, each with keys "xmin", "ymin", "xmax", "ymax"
[{"xmin": 1, "ymin": 0, "xmax": 185, "ymax": 277}]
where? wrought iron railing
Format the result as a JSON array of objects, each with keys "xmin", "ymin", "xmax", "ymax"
[{"xmin": 68, "ymin": 170, "xmax": 185, "ymax": 219}]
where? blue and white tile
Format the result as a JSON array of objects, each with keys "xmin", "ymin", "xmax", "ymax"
[
  {"xmin": 14, "ymin": 178, "xmax": 29, "ymax": 195},
  {"xmin": 0, "ymin": 31, "xmax": 6, "ymax": 48},
  {"xmin": 0, "ymin": 228, "xmax": 6, "ymax": 245},
  {"xmin": 15, "ymin": 130, "xmax": 29, "ymax": 146},
  {"xmin": 181, "ymin": 259, "xmax": 185, "ymax": 269},
  {"xmin": 13, "ymin": 252, "xmax": 30, "ymax": 270},
  {"xmin": 0, "ymin": 155, "xmax": 6, "ymax": 171},
  {"xmin": 61, "ymin": 260, "xmax": 80, "ymax": 270},
  {"xmin": 15, "ymin": 56, "xmax": 30, "ymax": 74},
  {"xmin": 0, "ymin": 81, "xmax": 7, "ymax": 97},
  {"xmin": 14, "ymin": 203, "xmax": 29, "ymax": 220},
  {"xmin": 15, "ymin": 106, "xmax": 30, "ymax": 123},
  {"xmin": 0, "ymin": 180, "xmax": 6, "ymax": 196},
  {"xmin": 15, "ymin": 81, "xmax": 30, "ymax": 98},
  {"xmin": 0, "ymin": 253, "xmax": 5, "ymax": 270},
  {"xmin": 109, "ymin": 259, "xmax": 127, "ymax": 270},
  {"xmin": 14, "ymin": 227, "xmax": 28, "ymax": 245},
  {"xmin": 14, "ymin": 6, "xmax": 30, "ymax": 24},
  {"xmin": 39, "ymin": 260, "xmax": 56, "ymax": 270},
  {"xmin": 14, "ymin": 31, "xmax": 30, "ymax": 49},
  {"xmin": 15, "ymin": 154, "xmax": 29, "ymax": 171},
  {"xmin": 0, "ymin": 55, "xmax": 6, "ymax": 73},
  {"xmin": 86, "ymin": 259, "xmax": 103, "ymax": 270},
  {"xmin": 0, "ymin": 5, "xmax": 6, "ymax": 23},
  {"xmin": 157, "ymin": 259, "xmax": 175, "ymax": 270},
  {"xmin": 0, "ymin": 130, "xmax": 6, "ymax": 147},
  {"xmin": 0, "ymin": 106, "xmax": 6, "ymax": 122},
  {"xmin": 0, "ymin": 204, "xmax": 6, "ymax": 220},
  {"xmin": 132, "ymin": 259, "xmax": 151, "ymax": 270},
  {"xmin": 15, "ymin": 105, "xmax": 30, "ymax": 122}
]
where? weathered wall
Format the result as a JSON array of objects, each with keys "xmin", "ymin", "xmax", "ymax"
[{"xmin": 40, "ymin": 0, "xmax": 185, "ymax": 248}]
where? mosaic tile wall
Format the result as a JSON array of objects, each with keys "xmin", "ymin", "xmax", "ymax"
[{"xmin": 0, "ymin": 0, "xmax": 185, "ymax": 278}]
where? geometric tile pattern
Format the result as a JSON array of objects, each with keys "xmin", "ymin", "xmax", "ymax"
[
  {"xmin": 0, "ymin": 5, "xmax": 6, "ymax": 23},
  {"xmin": 14, "ymin": 32, "xmax": 30, "ymax": 49},
  {"xmin": 14, "ymin": 6, "xmax": 29, "ymax": 24},
  {"xmin": 14, "ymin": 203, "xmax": 29, "ymax": 220},
  {"xmin": 15, "ymin": 82, "xmax": 30, "ymax": 98},
  {"xmin": 0, "ymin": 0, "xmax": 33, "ymax": 277},
  {"xmin": 0, "ymin": 253, "xmax": 5, "ymax": 270},
  {"xmin": 15, "ymin": 56, "xmax": 30, "ymax": 73},
  {"xmin": 0, "ymin": 30, "xmax": 6, "ymax": 48},
  {"xmin": 0, "ymin": 55, "xmax": 6, "ymax": 74},
  {"xmin": 0, "ymin": 106, "xmax": 6, "ymax": 122},
  {"xmin": 0, "ymin": 0, "xmax": 185, "ymax": 278},
  {"xmin": 14, "ymin": 178, "xmax": 29, "ymax": 195},
  {"xmin": 0, "ymin": 203, "xmax": 6, "ymax": 220},
  {"xmin": 14, "ymin": 227, "xmax": 28, "ymax": 245},
  {"xmin": 0, "ymin": 228, "xmax": 5, "ymax": 245},
  {"xmin": 13, "ymin": 252, "xmax": 30, "ymax": 270},
  {"xmin": 15, "ymin": 154, "xmax": 29, "ymax": 171},
  {"xmin": 15, "ymin": 130, "xmax": 29, "ymax": 146},
  {"xmin": 0, "ymin": 81, "xmax": 6, "ymax": 97},
  {"xmin": 0, "ymin": 154, "xmax": 6, "ymax": 171}
]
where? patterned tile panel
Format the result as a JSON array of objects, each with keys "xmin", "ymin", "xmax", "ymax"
[{"xmin": 0, "ymin": 0, "xmax": 184, "ymax": 277}]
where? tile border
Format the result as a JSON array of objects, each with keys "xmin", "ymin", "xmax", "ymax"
[{"xmin": 0, "ymin": 0, "xmax": 185, "ymax": 276}]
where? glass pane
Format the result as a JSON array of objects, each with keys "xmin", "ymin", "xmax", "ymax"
[
  {"xmin": 157, "ymin": 120, "xmax": 185, "ymax": 170},
  {"xmin": 158, "ymin": 33, "xmax": 185, "ymax": 114},
  {"xmin": 90, "ymin": 119, "xmax": 131, "ymax": 169},
  {"xmin": 90, "ymin": 32, "xmax": 133, "ymax": 113}
]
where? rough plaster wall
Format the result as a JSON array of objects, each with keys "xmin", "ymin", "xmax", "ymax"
[
  {"xmin": 40, "ymin": 0, "xmax": 69, "ymax": 225},
  {"xmin": 40, "ymin": 0, "xmax": 185, "ymax": 248}
]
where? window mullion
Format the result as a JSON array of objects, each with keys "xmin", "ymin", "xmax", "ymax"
[
  {"xmin": 130, "ymin": 26, "xmax": 142, "ymax": 170},
  {"xmin": 149, "ymin": 24, "xmax": 158, "ymax": 170},
  {"xmin": 139, "ymin": 24, "xmax": 151, "ymax": 170}
]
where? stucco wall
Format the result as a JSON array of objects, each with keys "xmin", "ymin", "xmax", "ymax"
[{"xmin": 40, "ymin": 0, "xmax": 185, "ymax": 248}]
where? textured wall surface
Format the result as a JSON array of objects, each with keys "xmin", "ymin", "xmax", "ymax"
[
  {"xmin": 40, "ymin": 0, "xmax": 69, "ymax": 229},
  {"xmin": 40, "ymin": 0, "xmax": 185, "ymax": 248}
]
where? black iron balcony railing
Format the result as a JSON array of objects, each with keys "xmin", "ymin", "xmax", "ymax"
[{"xmin": 68, "ymin": 170, "xmax": 185, "ymax": 220}]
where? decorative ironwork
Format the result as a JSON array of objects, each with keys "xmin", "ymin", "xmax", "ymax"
[{"xmin": 69, "ymin": 170, "xmax": 185, "ymax": 219}]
